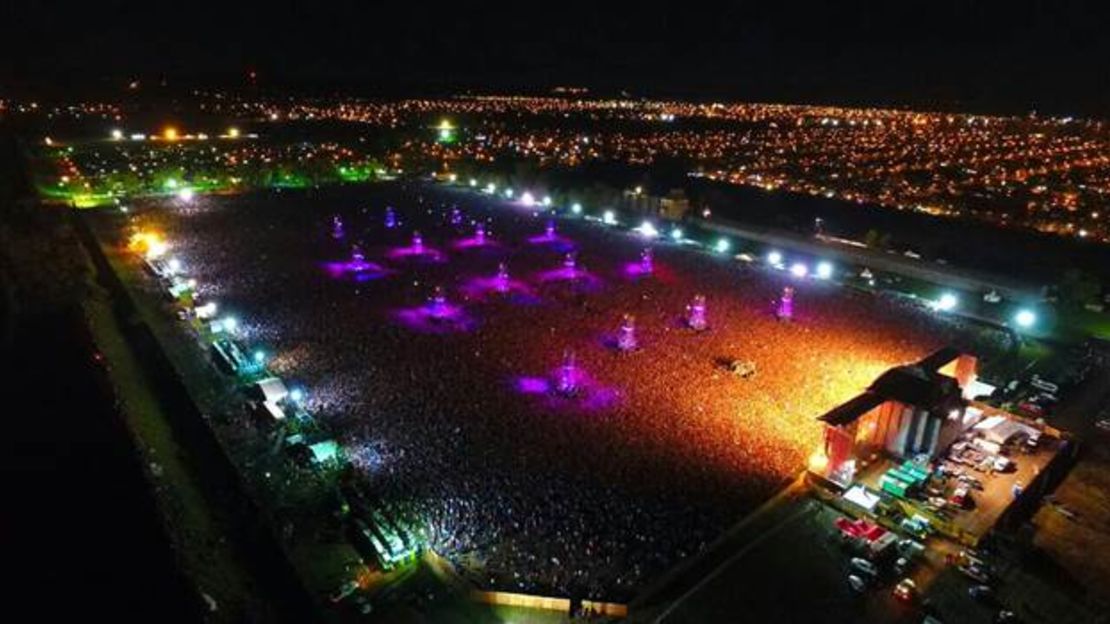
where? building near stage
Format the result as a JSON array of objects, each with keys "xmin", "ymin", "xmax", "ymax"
[
  {"xmin": 812, "ymin": 347, "xmax": 983, "ymax": 488},
  {"xmin": 808, "ymin": 347, "xmax": 1073, "ymax": 545}
]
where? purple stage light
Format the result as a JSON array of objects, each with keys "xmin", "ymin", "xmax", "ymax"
[
  {"xmin": 555, "ymin": 350, "xmax": 580, "ymax": 396},
  {"xmin": 495, "ymin": 262, "xmax": 510, "ymax": 293},
  {"xmin": 687, "ymin": 294, "xmax": 708, "ymax": 331},
  {"xmin": 331, "ymin": 215, "xmax": 345, "ymax": 239},
  {"xmin": 322, "ymin": 247, "xmax": 389, "ymax": 281},
  {"xmin": 563, "ymin": 251, "xmax": 577, "ymax": 272},
  {"xmin": 516, "ymin": 376, "xmax": 551, "ymax": 394},
  {"xmin": 460, "ymin": 266, "xmax": 536, "ymax": 302},
  {"xmin": 450, "ymin": 206, "xmax": 463, "ymax": 225},
  {"xmin": 428, "ymin": 285, "xmax": 449, "ymax": 319},
  {"xmin": 616, "ymin": 314, "xmax": 637, "ymax": 352},
  {"xmin": 640, "ymin": 248, "xmax": 654, "ymax": 274},
  {"xmin": 545, "ymin": 219, "xmax": 556, "ymax": 238},
  {"xmin": 384, "ymin": 206, "xmax": 398, "ymax": 229},
  {"xmin": 412, "ymin": 230, "xmax": 424, "ymax": 253},
  {"xmin": 475, "ymin": 223, "xmax": 487, "ymax": 245},
  {"xmin": 777, "ymin": 286, "xmax": 794, "ymax": 321}
]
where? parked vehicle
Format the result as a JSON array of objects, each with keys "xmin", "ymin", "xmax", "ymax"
[
  {"xmin": 893, "ymin": 578, "xmax": 917, "ymax": 602},
  {"xmin": 897, "ymin": 538, "xmax": 925, "ymax": 560},
  {"xmin": 969, "ymin": 584, "xmax": 993, "ymax": 601},
  {"xmin": 957, "ymin": 474, "xmax": 984, "ymax": 490},
  {"xmin": 850, "ymin": 557, "xmax": 878, "ymax": 578},
  {"xmin": 959, "ymin": 563, "xmax": 990, "ymax": 583},
  {"xmin": 949, "ymin": 487, "xmax": 970, "ymax": 508}
]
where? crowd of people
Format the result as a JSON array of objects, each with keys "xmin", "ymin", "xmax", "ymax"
[{"xmin": 132, "ymin": 183, "xmax": 978, "ymax": 601}]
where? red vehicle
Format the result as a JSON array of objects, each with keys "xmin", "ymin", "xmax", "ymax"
[
  {"xmin": 1017, "ymin": 401, "xmax": 1044, "ymax": 417},
  {"xmin": 836, "ymin": 517, "xmax": 885, "ymax": 541}
]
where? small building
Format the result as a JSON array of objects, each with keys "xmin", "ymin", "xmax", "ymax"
[{"xmin": 812, "ymin": 348, "xmax": 981, "ymax": 487}]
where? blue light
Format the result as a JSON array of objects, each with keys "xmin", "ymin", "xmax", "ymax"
[
  {"xmin": 935, "ymin": 292, "xmax": 958, "ymax": 312},
  {"xmin": 1014, "ymin": 309, "xmax": 1036, "ymax": 329}
]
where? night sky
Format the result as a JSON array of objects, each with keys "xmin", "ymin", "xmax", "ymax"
[{"xmin": 3, "ymin": 1, "xmax": 1107, "ymax": 115}]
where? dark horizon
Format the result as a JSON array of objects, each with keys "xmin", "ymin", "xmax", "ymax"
[{"xmin": 3, "ymin": 2, "xmax": 1108, "ymax": 117}]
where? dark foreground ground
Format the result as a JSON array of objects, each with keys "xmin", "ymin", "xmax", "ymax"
[{"xmin": 1, "ymin": 310, "xmax": 201, "ymax": 621}]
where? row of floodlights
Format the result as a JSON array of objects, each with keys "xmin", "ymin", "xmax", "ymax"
[
  {"xmin": 929, "ymin": 291, "xmax": 1037, "ymax": 329},
  {"xmin": 460, "ymin": 178, "xmax": 1038, "ymax": 329}
]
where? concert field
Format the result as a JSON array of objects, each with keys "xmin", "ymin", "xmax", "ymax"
[{"xmin": 91, "ymin": 182, "xmax": 957, "ymax": 600}]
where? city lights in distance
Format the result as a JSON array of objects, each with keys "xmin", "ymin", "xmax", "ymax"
[
  {"xmin": 602, "ymin": 210, "xmax": 617, "ymax": 225},
  {"xmin": 816, "ymin": 261, "xmax": 833, "ymax": 279},
  {"xmin": 227, "ymin": 127, "xmax": 240, "ymax": 139},
  {"xmin": 671, "ymin": 227, "xmax": 684, "ymax": 241},
  {"xmin": 767, "ymin": 250, "xmax": 783, "ymax": 266},
  {"xmin": 177, "ymin": 187, "xmax": 195, "ymax": 202},
  {"xmin": 163, "ymin": 126, "xmax": 179, "ymax": 141},
  {"xmin": 521, "ymin": 191, "xmax": 535, "ymax": 207},
  {"xmin": 110, "ymin": 128, "xmax": 123, "ymax": 141},
  {"xmin": 790, "ymin": 262, "xmax": 808, "ymax": 278},
  {"xmin": 571, "ymin": 203, "xmax": 583, "ymax": 215},
  {"xmin": 715, "ymin": 238, "xmax": 731, "ymax": 253}
]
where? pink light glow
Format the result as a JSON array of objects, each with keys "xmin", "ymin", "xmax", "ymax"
[
  {"xmin": 454, "ymin": 222, "xmax": 498, "ymax": 250},
  {"xmin": 686, "ymin": 294, "xmax": 708, "ymax": 331},
  {"xmin": 387, "ymin": 231, "xmax": 444, "ymax": 260},
  {"xmin": 777, "ymin": 286, "xmax": 795, "ymax": 320}
]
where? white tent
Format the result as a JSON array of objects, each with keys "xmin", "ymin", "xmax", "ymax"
[
  {"xmin": 974, "ymin": 415, "xmax": 1035, "ymax": 445},
  {"xmin": 255, "ymin": 377, "xmax": 289, "ymax": 403}
]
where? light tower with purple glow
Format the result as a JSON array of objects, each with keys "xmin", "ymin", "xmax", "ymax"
[
  {"xmin": 777, "ymin": 286, "xmax": 795, "ymax": 321},
  {"xmin": 563, "ymin": 251, "xmax": 578, "ymax": 272},
  {"xmin": 545, "ymin": 219, "xmax": 556, "ymax": 239},
  {"xmin": 495, "ymin": 262, "xmax": 511, "ymax": 293},
  {"xmin": 332, "ymin": 215, "xmax": 345, "ymax": 239},
  {"xmin": 475, "ymin": 222, "xmax": 487, "ymax": 245},
  {"xmin": 411, "ymin": 231, "xmax": 424, "ymax": 254},
  {"xmin": 450, "ymin": 206, "xmax": 463, "ymax": 225},
  {"xmin": 384, "ymin": 207, "xmax": 397, "ymax": 229},
  {"xmin": 556, "ymin": 350, "xmax": 580, "ymax": 396},
  {"xmin": 428, "ymin": 286, "xmax": 449, "ymax": 319},
  {"xmin": 687, "ymin": 294, "xmax": 708, "ymax": 331},
  {"xmin": 617, "ymin": 314, "xmax": 638, "ymax": 351},
  {"xmin": 640, "ymin": 248, "xmax": 654, "ymax": 274}
]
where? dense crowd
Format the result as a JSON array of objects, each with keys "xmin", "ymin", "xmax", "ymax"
[{"xmin": 126, "ymin": 183, "xmax": 972, "ymax": 601}]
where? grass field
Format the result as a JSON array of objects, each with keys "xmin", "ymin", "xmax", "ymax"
[{"xmin": 83, "ymin": 288, "xmax": 255, "ymax": 620}]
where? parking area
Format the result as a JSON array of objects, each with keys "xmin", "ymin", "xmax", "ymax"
[
  {"xmin": 854, "ymin": 430, "xmax": 1062, "ymax": 542},
  {"xmin": 656, "ymin": 497, "xmax": 937, "ymax": 624}
]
